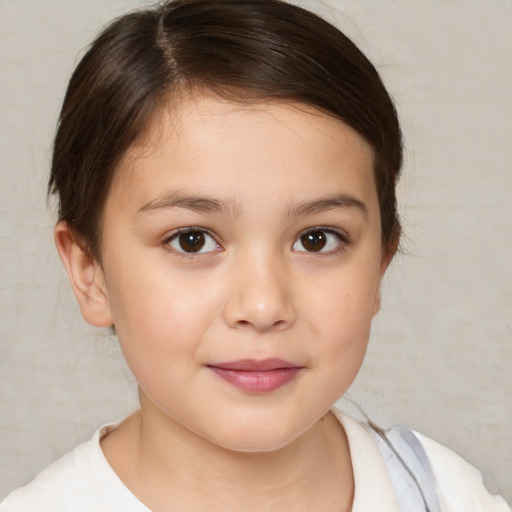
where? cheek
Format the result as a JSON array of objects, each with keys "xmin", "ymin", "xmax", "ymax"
[
  {"xmin": 303, "ymin": 265, "xmax": 381, "ymax": 334},
  {"xmin": 300, "ymin": 260, "xmax": 381, "ymax": 372},
  {"xmin": 104, "ymin": 259, "xmax": 221, "ymax": 374},
  {"xmin": 306, "ymin": 289, "xmax": 373, "ymax": 404},
  {"xmin": 111, "ymin": 290, "xmax": 206, "ymax": 401}
]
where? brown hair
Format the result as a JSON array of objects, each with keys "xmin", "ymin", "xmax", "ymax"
[{"xmin": 49, "ymin": 0, "xmax": 402, "ymax": 259}]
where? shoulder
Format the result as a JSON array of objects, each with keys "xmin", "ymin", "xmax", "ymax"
[
  {"xmin": 0, "ymin": 423, "xmax": 149, "ymax": 512},
  {"xmin": 414, "ymin": 431, "xmax": 510, "ymax": 512},
  {"xmin": 1, "ymin": 436, "xmax": 98, "ymax": 512},
  {"xmin": 332, "ymin": 408, "xmax": 510, "ymax": 512}
]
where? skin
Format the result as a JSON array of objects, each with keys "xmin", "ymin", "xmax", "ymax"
[{"xmin": 55, "ymin": 95, "xmax": 394, "ymax": 511}]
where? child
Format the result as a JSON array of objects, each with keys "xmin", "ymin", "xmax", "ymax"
[{"xmin": 1, "ymin": 0, "xmax": 509, "ymax": 510}]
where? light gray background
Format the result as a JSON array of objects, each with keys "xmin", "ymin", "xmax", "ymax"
[{"xmin": 1, "ymin": 0, "xmax": 511, "ymax": 503}]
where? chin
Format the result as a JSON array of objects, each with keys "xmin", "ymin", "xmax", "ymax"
[
  {"xmin": 202, "ymin": 415, "xmax": 309, "ymax": 454},
  {"xmin": 217, "ymin": 435, "xmax": 298, "ymax": 454}
]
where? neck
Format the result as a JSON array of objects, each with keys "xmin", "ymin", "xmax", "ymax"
[{"xmin": 101, "ymin": 393, "xmax": 354, "ymax": 512}]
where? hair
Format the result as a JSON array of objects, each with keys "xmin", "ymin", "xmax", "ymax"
[{"xmin": 49, "ymin": 0, "xmax": 402, "ymax": 259}]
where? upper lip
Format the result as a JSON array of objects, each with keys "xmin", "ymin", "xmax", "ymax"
[{"xmin": 207, "ymin": 358, "xmax": 302, "ymax": 371}]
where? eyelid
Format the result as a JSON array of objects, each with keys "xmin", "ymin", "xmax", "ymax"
[
  {"xmin": 161, "ymin": 225, "xmax": 349, "ymax": 255},
  {"xmin": 293, "ymin": 226, "xmax": 349, "ymax": 253},
  {"xmin": 163, "ymin": 226, "xmax": 222, "ymax": 254},
  {"xmin": 300, "ymin": 225, "xmax": 348, "ymax": 239}
]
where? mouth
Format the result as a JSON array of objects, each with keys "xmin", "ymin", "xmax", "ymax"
[{"xmin": 206, "ymin": 359, "xmax": 304, "ymax": 393}]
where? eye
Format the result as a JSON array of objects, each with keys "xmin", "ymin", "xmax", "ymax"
[
  {"xmin": 292, "ymin": 228, "xmax": 344, "ymax": 253},
  {"xmin": 167, "ymin": 229, "xmax": 220, "ymax": 254}
]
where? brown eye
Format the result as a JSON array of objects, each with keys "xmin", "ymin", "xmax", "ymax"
[
  {"xmin": 300, "ymin": 231, "xmax": 327, "ymax": 252},
  {"xmin": 168, "ymin": 230, "xmax": 218, "ymax": 254},
  {"xmin": 179, "ymin": 232, "xmax": 205, "ymax": 252},
  {"xmin": 293, "ymin": 229, "xmax": 343, "ymax": 253}
]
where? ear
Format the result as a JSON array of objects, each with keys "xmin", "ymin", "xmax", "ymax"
[
  {"xmin": 371, "ymin": 236, "xmax": 399, "ymax": 317},
  {"xmin": 54, "ymin": 222, "xmax": 114, "ymax": 327}
]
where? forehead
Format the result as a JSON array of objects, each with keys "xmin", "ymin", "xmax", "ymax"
[{"xmin": 107, "ymin": 94, "xmax": 377, "ymax": 216}]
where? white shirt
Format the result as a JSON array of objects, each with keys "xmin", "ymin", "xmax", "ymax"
[{"xmin": 1, "ymin": 412, "xmax": 509, "ymax": 511}]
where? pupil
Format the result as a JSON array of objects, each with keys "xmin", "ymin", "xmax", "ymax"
[
  {"xmin": 302, "ymin": 231, "xmax": 326, "ymax": 252},
  {"xmin": 179, "ymin": 232, "xmax": 205, "ymax": 253}
]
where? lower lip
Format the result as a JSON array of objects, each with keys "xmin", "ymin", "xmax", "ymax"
[{"xmin": 208, "ymin": 367, "xmax": 302, "ymax": 393}]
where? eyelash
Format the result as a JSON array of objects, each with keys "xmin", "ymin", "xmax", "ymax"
[
  {"xmin": 162, "ymin": 226, "xmax": 350, "ymax": 256},
  {"xmin": 292, "ymin": 226, "xmax": 349, "ymax": 254},
  {"xmin": 163, "ymin": 227, "xmax": 221, "ymax": 257}
]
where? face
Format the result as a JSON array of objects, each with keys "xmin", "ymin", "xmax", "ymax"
[{"xmin": 92, "ymin": 96, "xmax": 388, "ymax": 452}]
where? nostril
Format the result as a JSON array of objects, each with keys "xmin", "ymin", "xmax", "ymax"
[
  {"xmin": 236, "ymin": 320, "xmax": 288, "ymax": 331},
  {"xmin": 234, "ymin": 318, "xmax": 289, "ymax": 331}
]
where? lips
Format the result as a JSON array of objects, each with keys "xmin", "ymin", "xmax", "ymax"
[{"xmin": 207, "ymin": 359, "xmax": 303, "ymax": 393}]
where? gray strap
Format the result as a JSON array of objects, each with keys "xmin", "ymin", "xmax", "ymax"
[{"xmin": 368, "ymin": 425, "xmax": 441, "ymax": 512}]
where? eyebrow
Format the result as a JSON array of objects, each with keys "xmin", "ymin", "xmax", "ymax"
[
  {"xmin": 285, "ymin": 193, "xmax": 368, "ymax": 218},
  {"xmin": 137, "ymin": 191, "xmax": 241, "ymax": 217},
  {"xmin": 137, "ymin": 191, "xmax": 367, "ymax": 219}
]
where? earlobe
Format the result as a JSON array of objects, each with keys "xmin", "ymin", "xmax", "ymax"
[
  {"xmin": 371, "ymin": 290, "xmax": 382, "ymax": 317},
  {"xmin": 54, "ymin": 222, "xmax": 113, "ymax": 328},
  {"xmin": 372, "ymin": 238, "xmax": 399, "ymax": 317},
  {"xmin": 371, "ymin": 270, "xmax": 386, "ymax": 318}
]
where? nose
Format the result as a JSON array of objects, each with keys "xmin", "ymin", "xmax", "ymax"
[{"xmin": 222, "ymin": 252, "xmax": 296, "ymax": 333}]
